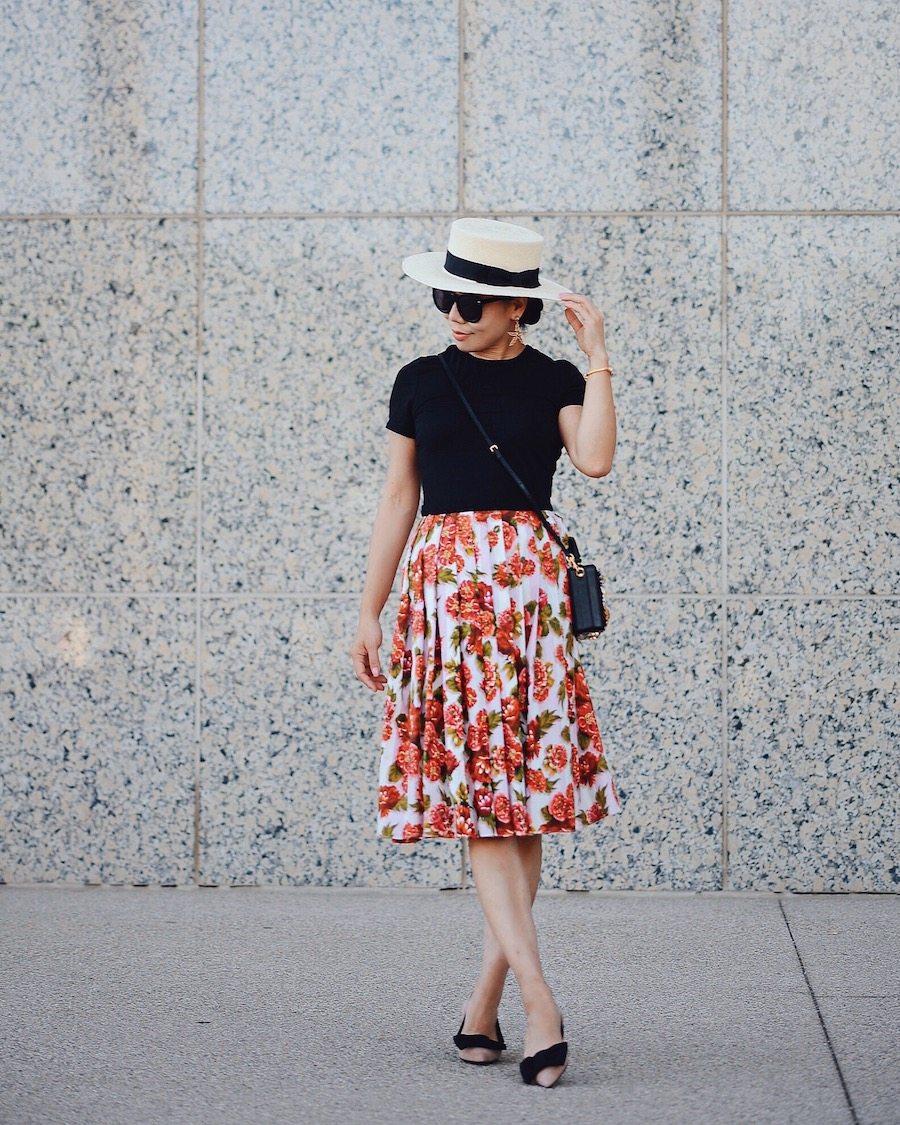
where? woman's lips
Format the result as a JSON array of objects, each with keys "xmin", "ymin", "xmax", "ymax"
[{"xmin": 451, "ymin": 329, "xmax": 470, "ymax": 340}]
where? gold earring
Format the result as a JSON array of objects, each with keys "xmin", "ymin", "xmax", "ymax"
[{"xmin": 508, "ymin": 318, "xmax": 524, "ymax": 346}]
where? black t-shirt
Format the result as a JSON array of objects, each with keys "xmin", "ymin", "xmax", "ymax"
[{"xmin": 385, "ymin": 344, "xmax": 585, "ymax": 516}]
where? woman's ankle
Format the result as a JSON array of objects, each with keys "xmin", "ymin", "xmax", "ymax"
[{"xmin": 521, "ymin": 983, "xmax": 560, "ymax": 1019}]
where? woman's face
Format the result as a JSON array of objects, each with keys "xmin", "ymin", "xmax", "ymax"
[{"xmin": 443, "ymin": 294, "xmax": 526, "ymax": 355}]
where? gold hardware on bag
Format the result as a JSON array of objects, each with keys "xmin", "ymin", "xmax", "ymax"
[{"xmin": 566, "ymin": 553, "xmax": 586, "ymax": 577}]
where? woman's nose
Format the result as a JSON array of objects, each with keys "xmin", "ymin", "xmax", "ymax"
[{"xmin": 447, "ymin": 301, "xmax": 466, "ymax": 324}]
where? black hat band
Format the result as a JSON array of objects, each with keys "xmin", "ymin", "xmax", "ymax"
[{"xmin": 444, "ymin": 251, "xmax": 540, "ymax": 289}]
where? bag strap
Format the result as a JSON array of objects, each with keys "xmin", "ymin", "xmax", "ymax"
[{"xmin": 438, "ymin": 351, "xmax": 581, "ymax": 567}]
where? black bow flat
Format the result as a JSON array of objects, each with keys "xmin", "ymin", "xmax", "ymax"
[
  {"xmin": 519, "ymin": 1021, "xmax": 568, "ymax": 1087},
  {"xmin": 453, "ymin": 1013, "xmax": 507, "ymax": 1066}
]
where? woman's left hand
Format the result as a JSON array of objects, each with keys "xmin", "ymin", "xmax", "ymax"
[{"xmin": 559, "ymin": 292, "xmax": 608, "ymax": 359}]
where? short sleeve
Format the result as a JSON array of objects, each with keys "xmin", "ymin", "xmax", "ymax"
[
  {"xmin": 555, "ymin": 359, "xmax": 585, "ymax": 410},
  {"xmin": 385, "ymin": 361, "xmax": 419, "ymax": 438}
]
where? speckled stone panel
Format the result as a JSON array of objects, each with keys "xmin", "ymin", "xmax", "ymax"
[
  {"xmin": 505, "ymin": 215, "xmax": 722, "ymax": 595},
  {"xmin": 727, "ymin": 600, "xmax": 899, "ymax": 891},
  {"xmin": 536, "ymin": 598, "xmax": 723, "ymax": 890},
  {"xmin": 199, "ymin": 596, "xmax": 462, "ymax": 887},
  {"xmin": 0, "ymin": 1, "xmax": 197, "ymax": 213},
  {"xmin": 463, "ymin": 1, "xmax": 721, "ymax": 211},
  {"xmin": 0, "ymin": 220, "xmax": 198, "ymax": 593},
  {"xmin": 729, "ymin": 0, "xmax": 900, "ymax": 209},
  {"xmin": 204, "ymin": 1, "xmax": 458, "ymax": 213},
  {"xmin": 0, "ymin": 597, "xmax": 195, "ymax": 883},
  {"xmin": 727, "ymin": 217, "xmax": 899, "ymax": 595},
  {"xmin": 202, "ymin": 217, "xmax": 451, "ymax": 594}
]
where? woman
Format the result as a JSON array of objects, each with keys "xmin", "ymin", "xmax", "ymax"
[{"xmin": 350, "ymin": 218, "xmax": 623, "ymax": 1088}]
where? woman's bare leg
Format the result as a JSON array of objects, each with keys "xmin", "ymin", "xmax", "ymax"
[
  {"xmin": 466, "ymin": 835, "xmax": 566, "ymax": 1085},
  {"xmin": 457, "ymin": 835, "xmax": 542, "ymax": 1062}
]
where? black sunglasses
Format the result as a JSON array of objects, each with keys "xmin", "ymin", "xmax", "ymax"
[{"xmin": 432, "ymin": 288, "xmax": 508, "ymax": 323}]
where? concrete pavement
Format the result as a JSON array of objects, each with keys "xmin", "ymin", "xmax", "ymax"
[{"xmin": 1, "ymin": 887, "xmax": 897, "ymax": 1125}]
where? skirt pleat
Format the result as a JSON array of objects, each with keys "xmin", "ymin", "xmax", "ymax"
[{"xmin": 378, "ymin": 509, "xmax": 623, "ymax": 842}]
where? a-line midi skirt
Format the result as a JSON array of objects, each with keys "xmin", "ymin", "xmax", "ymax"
[{"xmin": 377, "ymin": 509, "xmax": 623, "ymax": 842}]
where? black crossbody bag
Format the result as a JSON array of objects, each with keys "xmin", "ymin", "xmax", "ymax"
[{"xmin": 439, "ymin": 353, "xmax": 610, "ymax": 640}]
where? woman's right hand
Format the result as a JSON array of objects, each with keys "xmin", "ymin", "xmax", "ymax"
[{"xmin": 351, "ymin": 617, "xmax": 387, "ymax": 692}]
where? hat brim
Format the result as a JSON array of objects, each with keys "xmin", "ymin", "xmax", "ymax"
[{"xmin": 402, "ymin": 251, "xmax": 568, "ymax": 301}]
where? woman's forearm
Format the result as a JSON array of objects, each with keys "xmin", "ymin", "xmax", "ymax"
[
  {"xmin": 358, "ymin": 490, "xmax": 420, "ymax": 621},
  {"xmin": 573, "ymin": 349, "xmax": 617, "ymax": 477}
]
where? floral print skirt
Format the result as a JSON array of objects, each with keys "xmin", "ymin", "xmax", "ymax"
[{"xmin": 377, "ymin": 509, "xmax": 623, "ymax": 842}]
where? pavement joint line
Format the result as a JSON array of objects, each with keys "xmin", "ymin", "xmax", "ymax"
[{"xmin": 777, "ymin": 894, "xmax": 859, "ymax": 1125}]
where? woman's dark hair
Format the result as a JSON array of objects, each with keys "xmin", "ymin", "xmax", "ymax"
[{"xmin": 520, "ymin": 297, "xmax": 543, "ymax": 326}]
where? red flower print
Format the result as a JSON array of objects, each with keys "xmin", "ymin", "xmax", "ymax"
[
  {"xmin": 539, "ymin": 543, "xmax": 557, "ymax": 581},
  {"xmin": 483, "ymin": 660, "xmax": 500, "ymax": 701},
  {"xmin": 444, "ymin": 702, "xmax": 464, "ymax": 740},
  {"xmin": 396, "ymin": 742, "xmax": 421, "ymax": 776},
  {"xmin": 396, "ymin": 593, "xmax": 410, "ymax": 632},
  {"xmin": 526, "ymin": 768, "xmax": 549, "ymax": 793},
  {"xmin": 532, "ymin": 660, "xmax": 551, "ymax": 702},
  {"xmin": 407, "ymin": 706, "xmax": 422, "ymax": 740},
  {"xmin": 493, "ymin": 793, "xmax": 512, "ymax": 824},
  {"xmin": 458, "ymin": 519, "xmax": 476, "ymax": 551},
  {"xmin": 487, "ymin": 527, "xmax": 500, "ymax": 549},
  {"xmin": 497, "ymin": 608, "xmax": 517, "ymax": 635},
  {"xmin": 494, "ymin": 561, "xmax": 514, "ymax": 587},
  {"xmin": 548, "ymin": 786, "xmax": 575, "ymax": 823},
  {"xmin": 423, "ymin": 743, "xmax": 445, "ymax": 781},
  {"xmin": 587, "ymin": 803, "xmax": 603, "ymax": 824},
  {"xmin": 429, "ymin": 801, "xmax": 453, "ymax": 835},
  {"xmin": 576, "ymin": 700, "xmax": 600, "ymax": 742},
  {"xmin": 422, "ymin": 543, "xmax": 438, "ymax": 584},
  {"xmin": 455, "ymin": 806, "xmax": 476, "ymax": 836},
  {"xmin": 444, "ymin": 750, "xmax": 460, "ymax": 774},
  {"xmin": 502, "ymin": 521, "xmax": 516, "ymax": 549},
  {"xmin": 425, "ymin": 698, "xmax": 442, "ymax": 724},
  {"xmin": 547, "ymin": 743, "xmax": 568, "ymax": 772},
  {"xmin": 501, "ymin": 733, "xmax": 523, "ymax": 776},
  {"xmin": 403, "ymin": 823, "xmax": 423, "ymax": 842},
  {"xmin": 511, "ymin": 803, "xmax": 531, "ymax": 833},
  {"xmin": 470, "ymin": 752, "xmax": 492, "ymax": 784},
  {"xmin": 578, "ymin": 751, "xmax": 599, "ymax": 785},
  {"xmin": 496, "ymin": 630, "xmax": 517, "ymax": 656},
  {"xmin": 378, "ymin": 785, "xmax": 402, "ymax": 816},
  {"xmin": 502, "ymin": 696, "xmax": 521, "ymax": 728},
  {"xmin": 457, "ymin": 664, "xmax": 477, "ymax": 710},
  {"xmin": 525, "ymin": 720, "xmax": 540, "ymax": 761},
  {"xmin": 474, "ymin": 788, "xmax": 493, "ymax": 816},
  {"xmin": 466, "ymin": 709, "xmax": 490, "ymax": 752}
]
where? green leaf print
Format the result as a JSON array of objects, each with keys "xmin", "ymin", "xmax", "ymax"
[
  {"xmin": 534, "ymin": 710, "xmax": 557, "ymax": 737},
  {"xmin": 388, "ymin": 763, "xmax": 403, "ymax": 783},
  {"xmin": 437, "ymin": 566, "xmax": 457, "ymax": 584}
]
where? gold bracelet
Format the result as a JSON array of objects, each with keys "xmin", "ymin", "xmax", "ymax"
[{"xmin": 584, "ymin": 365, "xmax": 613, "ymax": 380}]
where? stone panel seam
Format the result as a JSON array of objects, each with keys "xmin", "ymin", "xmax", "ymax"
[
  {"xmin": 193, "ymin": 0, "xmax": 207, "ymax": 887},
  {"xmin": 3, "ymin": 209, "xmax": 899, "ymax": 221},
  {"xmin": 457, "ymin": 0, "xmax": 465, "ymax": 212},
  {"xmin": 720, "ymin": 0, "xmax": 729, "ymax": 890},
  {"xmin": 777, "ymin": 896, "xmax": 860, "ymax": 1123}
]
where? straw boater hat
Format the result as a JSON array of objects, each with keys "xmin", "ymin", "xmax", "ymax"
[{"xmin": 402, "ymin": 217, "xmax": 569, "ymax": 300}]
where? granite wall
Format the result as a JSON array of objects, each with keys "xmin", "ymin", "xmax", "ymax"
[{"xmin": 1, "ymin": 2, "xmax": 897, "ymax": 890}]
